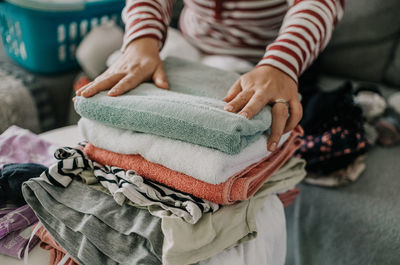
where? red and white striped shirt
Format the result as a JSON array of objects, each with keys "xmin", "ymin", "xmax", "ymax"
[{"xmin": 122, "ymin": 0, "xmax": 345, "ymax": 82}]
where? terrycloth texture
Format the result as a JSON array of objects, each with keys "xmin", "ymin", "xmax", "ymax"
[
  {"xmin": 0, "ymin": 163, "xmax": 47, "ymax": 204},
  {"xmin": 22, "ymin": 177, "xmax": 286, "ymax": 265},
  {"xmin": 0, "ymin": 204, "xmax": 38, "ymax": 240},
  {"xmin": 35, "ymin": 225, "xmax": 81, "ymax": 265},
  {"xmin": 79, "ymin": 118, "xmax": 291, "ymax": 184},
  {"xmin": 23, "ymin": 178, "xmax": 163, "ymax": 265},
  {"xmin": 0, "ymin": 126, "xmax": 57, "ymax": 169},
  {"xmin": 74, "ymin": 57, "xmax": 273, "ymax": 154},
  {"xmin": 41, "ymin": 146, "xmax": 219, "ymax": 224},
  {"xmin": 84, "ymin": 126, "xmax": 304, "ymax": 204}
]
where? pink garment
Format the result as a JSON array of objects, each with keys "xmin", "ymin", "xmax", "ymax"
[
  {"xmin": 277, "ymin": 187, "xmax": 300, "ymax": 207},
  {"xmin": 35, "ymin": 225, "xmax": 80, "ymax": 265},
  {"xmin": 84, "ymin": 126, "xmax": 303, "ymax": 205},
  {"xmin": 0, "ymin": 223, "xmax": 39, "ymax": 259},
  {"xmin": 0, "ymin": 126, "xmax": 57, "ymax": 169},
  {"xmin": 0, "ymin": 204, "xmax": 38, "ymax": 240}
]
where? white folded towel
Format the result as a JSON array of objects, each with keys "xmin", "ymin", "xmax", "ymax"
[{"xmin": 79, "ymin": 118, "xmax": 290, "ymax": 185}]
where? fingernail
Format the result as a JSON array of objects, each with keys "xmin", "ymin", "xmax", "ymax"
[
  {"xmin": 108, "ymin": 90, "xmax": 115, "ymax": 96},
  {"xmin": 224, "ymin": 105, "xmax": 233, "ymax": 111},
  {"xmin": 269, "ymin": 142, "xmax": 277, "ymax": 151},
  {"xmin": 240, "ymin": 112, "xmax": 249, "ymax": 119},
  {"xmin": 157, "ymin": 78, "xmax": 165, "ymax": 84}
]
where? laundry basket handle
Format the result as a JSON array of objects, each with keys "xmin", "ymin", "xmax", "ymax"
[{"xmin": 3, "ymin": 0, "xmax": 89, "ymax": 11}]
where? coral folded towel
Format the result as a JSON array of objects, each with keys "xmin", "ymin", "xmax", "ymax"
[
  {"xmin": 75, "ymin": 57, "xmax": 272, "ymax": 154},
  {"xmin": 79, "ymin": 118, "xmax": 291, "ymax": 185},
  {"xmin": 84, "ymin": 126, "xmax": 303, "ymax": 205}
]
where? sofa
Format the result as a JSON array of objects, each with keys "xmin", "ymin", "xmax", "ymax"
[{"xmin": 285, "ymin": 0, "xmax": 400, "ymax": 264}]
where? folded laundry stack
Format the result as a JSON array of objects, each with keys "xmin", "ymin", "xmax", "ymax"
[{"xmin": 22, "ymin": 57, "xmax": 306, "ymax": 265}]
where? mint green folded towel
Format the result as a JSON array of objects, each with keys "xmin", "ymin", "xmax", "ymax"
[{"xmin": 74, "ymin": 57, "xmax": 272, "ymax": 154}]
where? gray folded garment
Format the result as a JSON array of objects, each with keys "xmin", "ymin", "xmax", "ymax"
[
  {"xmin": 22, "ymin": 178, "xmax": 163, "ymax": 265},
  {"xmin": 22, "ymin": 170, "xmax": 295, "ymax": 265}
]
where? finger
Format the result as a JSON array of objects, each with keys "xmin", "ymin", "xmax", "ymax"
[
  {"xmin": 267, "ymin": 103, "xmax": 289, "ymax": 151},
  {"xmin": 223, "ymin": 79, "xmax": 242, "ymax": 102},
  {"xmin": 224, "ymin": 90, "xmax": 255, "ymax": 114},
  {"xmin": 238, "ymin": 92, "xmax": 269, "ymax": 119},
  {"xmin": 76, "ymin": 73, "xmax": 109, "ymax": 96},
  {"xmin": 152, "ymin": 63, "xmax": 169, "ymax": 90},
  {"xmin": 80, "ymin": 74, "xmax": 123, "ymax": 98},
  {"xmin": 76, "ymin": 82, "xmax": 91, "ymax": 96},
  {"xmin": 108, "ymin": 72, "xmax": 143, "ymax": 96},
  {"xmin": 284, "ymin": 100, "xmax": 303, "ymax": 133}
]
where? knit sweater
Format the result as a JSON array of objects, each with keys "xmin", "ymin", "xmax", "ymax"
[{"xmin": 121, "ymin": 0, "xmax": 345, "ymax": 82}]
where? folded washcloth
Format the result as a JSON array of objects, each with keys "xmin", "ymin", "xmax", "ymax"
[
  {"xmin": 74, "ymin": 57, "xmax": 272, "ymax": 154},
  {"xmin": 79, "ymin": 118, "xmax": 290, "ymax": 185},
  {"xmin": 83, "ymin": 126, "xmax": 304, "ymax": 204}
]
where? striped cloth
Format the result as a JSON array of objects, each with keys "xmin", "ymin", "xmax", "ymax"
[
  {"xmin": 41, "ymin": 145, "xmax": 219, "ymax": 224},
  {"xmin": 121, "ymin": 0, "xmax": 345, "ymax": 82}
]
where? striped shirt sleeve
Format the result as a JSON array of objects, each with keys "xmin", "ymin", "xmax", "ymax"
[
  {"xmin": 121, "ymin": 0, "xmax": 175, "ymax": 51},
  {"xmin": 258, "ymin": 0, "xmax": 345, "ymax": 83}
]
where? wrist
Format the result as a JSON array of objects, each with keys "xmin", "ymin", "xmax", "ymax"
[
  {"xmin": 125, "ymin": 37, "xmax": 160, "ymax": 54},
  {"xmin": 256, "ymin": 64, "xmax": 298, "ymax": 87}
]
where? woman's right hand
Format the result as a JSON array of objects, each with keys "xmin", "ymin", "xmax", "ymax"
[{"xmin": 76, "ymin": 37, "xmax": 169, "ymax": 98}]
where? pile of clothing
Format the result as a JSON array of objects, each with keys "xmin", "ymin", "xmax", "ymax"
[
  {"xmin": 296, "ymin": 81, "xmax": 400, "ymax": 187},
  {"xmin": 353, "ymin": 84, "xmax": 400, "ymax": 147},
  {"xmin": 21, "ymin": 57, "xmax": 307, "ymax": 265},
  {"xmin": 0, "ymin": 126, "xmax": 58, "ymax": 260}
]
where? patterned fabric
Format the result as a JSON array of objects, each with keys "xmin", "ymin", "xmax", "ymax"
[
  {"xmin": 0, "ymin": 205, "xmax": 38, "ymax": 240},
  {"xmin": 41, "ymin": 145, "xmax": 219, "ymax": 224},
  {"xmin": 0, "ymin": 224, "xmax": 39, "ymax": 259},
  {"xmin": 296, "ymin": 126, "xmax": 368, "ymax": 174},
  {"xmin": 122, "ymin": 0, "xmax": 345, "ymax": 82},
  {"xmin": 0, "ymin": 61, "xmax": 56, "ymax": 132}
]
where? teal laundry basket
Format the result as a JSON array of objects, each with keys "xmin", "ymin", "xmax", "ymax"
[{"xmin": 0, "ymin": 0, "xmax": 125, "ymax": 74}]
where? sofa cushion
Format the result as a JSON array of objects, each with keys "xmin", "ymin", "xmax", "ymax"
[{"xmin": 318, "ymin": 0, "xmax": 400, "ymax": 85}]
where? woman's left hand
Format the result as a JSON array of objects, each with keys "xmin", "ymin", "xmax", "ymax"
[{"xmin": 223, "ymin": 65, "xmax": 302, "ymax": 152}]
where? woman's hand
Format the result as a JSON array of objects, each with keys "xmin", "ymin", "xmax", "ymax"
[
  {"xmin": 223, "ymin": 65, "xmax": 302, "ymax": 152},
  {"xmin": 76, "ymin": 37, "xmax": 169, "ymax": 98}
]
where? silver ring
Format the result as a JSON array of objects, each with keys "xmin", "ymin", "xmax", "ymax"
[{"xmin": 272, "ymin": 98, "xmax": 289, "ymax": 108}]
